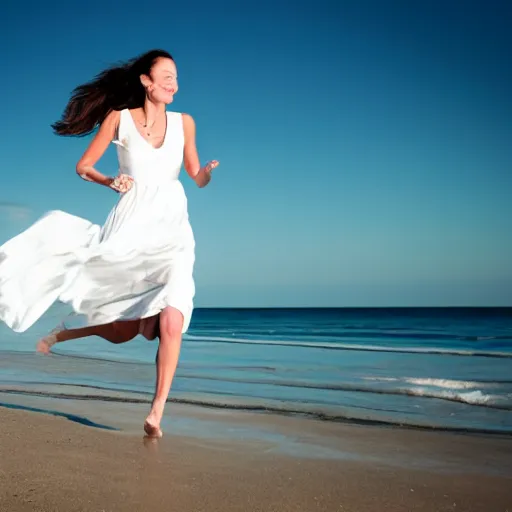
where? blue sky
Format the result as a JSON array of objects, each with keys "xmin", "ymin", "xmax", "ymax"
[{"xmin": 0, "ymin": 0, "xmax": 511, "ymax": 307}]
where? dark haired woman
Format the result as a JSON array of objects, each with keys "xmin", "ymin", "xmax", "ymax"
[{"xmin": 0, "ymin": 49, "xmax": 218, "ymax": 438}]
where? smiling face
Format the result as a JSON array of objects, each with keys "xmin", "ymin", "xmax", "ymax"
[{"xmin": 141, "ymin": 57, "xmax": 178, "ymax": 104}]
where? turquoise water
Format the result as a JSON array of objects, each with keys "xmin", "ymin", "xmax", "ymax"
[{"xmin": 1, "ymin": 307, "xmax": 511, "ymax": 433}]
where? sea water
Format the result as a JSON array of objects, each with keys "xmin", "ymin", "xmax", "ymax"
[{"xmin": 1, "ymin": 307, "xmax": 511, "ymax": 433}]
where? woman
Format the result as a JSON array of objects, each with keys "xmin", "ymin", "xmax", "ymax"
[{"xmin": 0, "ymin": 49, "xmax": 218, "ymax": 438}]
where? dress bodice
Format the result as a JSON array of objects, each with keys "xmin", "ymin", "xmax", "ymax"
[{"xmin": 113, "ymin": 109, "xmax": 184, "ymax": 185}]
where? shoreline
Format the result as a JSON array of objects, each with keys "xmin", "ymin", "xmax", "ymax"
[
  {"xmin": 1, "ymin": 375, "xmax": 512, "ymax": 437},
  {"xmin": 1, "ymin": 406, "xmax": 511, "ymax": 512},
  {"xmin": 2, "ymin": 384, "xmax": 512, "ymax": 438}
]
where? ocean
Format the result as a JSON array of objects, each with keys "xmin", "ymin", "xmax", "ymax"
[{"xmin": 0, "ymin": 307, "xmax": 511, "ymax": 434}]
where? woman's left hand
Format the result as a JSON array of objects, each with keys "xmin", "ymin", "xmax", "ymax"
[{"xmin": 203, "ymin": 160, "xmax": 219, "ymax": 174}]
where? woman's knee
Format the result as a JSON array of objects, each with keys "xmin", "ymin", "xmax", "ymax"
[{"xmin": 159, "ymin": 307, "xmax": 184, "ymax": 340}]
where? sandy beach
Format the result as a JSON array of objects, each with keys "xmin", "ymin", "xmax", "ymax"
[{"xmin": 1, "ymin": 402, "xmax": 511, "ymax": 512}]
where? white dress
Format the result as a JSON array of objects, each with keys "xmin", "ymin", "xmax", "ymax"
[{"xmin": 0, "ymin": 109, "xmax": 195, "ymax": 334}]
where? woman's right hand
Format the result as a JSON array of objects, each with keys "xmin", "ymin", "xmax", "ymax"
[{"xmin": 109, "ymin": 174, "xmax": 134, "ymax": 193}]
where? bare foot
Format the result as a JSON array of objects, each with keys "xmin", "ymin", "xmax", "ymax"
[
  {"xmin": 143, "ymin": 419, "xmax": 163, "ymax": 438},
  {"xmin": 36, "ymin": 333, "xmax": 58, "ymax": 354},
  {"xmin": 144, "ymin": 399, "xmax": 166, "ymax": 438}
]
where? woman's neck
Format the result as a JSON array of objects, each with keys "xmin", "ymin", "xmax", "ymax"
[{"xmin": 142, "ymin": 98, "xmax": 165, "ymax": 124}]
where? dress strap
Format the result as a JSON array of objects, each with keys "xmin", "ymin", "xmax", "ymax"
[{"xmin": 112, "ymin": 109, "xmax": 129, "ymax": 146}]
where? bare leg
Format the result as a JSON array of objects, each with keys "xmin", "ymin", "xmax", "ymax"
[
  {"xmin": 144, "ymin": 307, "xmax": 183, "ymax": 438},
  {"xmin": 36, "ymin": 320, "xmax": 141, "ymax": 354}
]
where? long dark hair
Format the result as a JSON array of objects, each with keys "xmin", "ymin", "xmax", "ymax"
[{"xmin": 52, "ymin": 49, "xmax": 174, "ymax": 137}]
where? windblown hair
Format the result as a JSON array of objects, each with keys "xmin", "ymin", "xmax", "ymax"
[{"xmin": 52, "ymin": 49, "xmax": 174, "ymax": 137}]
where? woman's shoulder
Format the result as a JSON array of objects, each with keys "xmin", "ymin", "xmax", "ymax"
[
  {"xmin": 96, "ymin": 109, "xmax": 122, "ymax": 142},
  {"xmin": 179, "ymin": 112, "xmax": 195, "ymax": 126},
  {"xmin": 103, "ymin": 109, "xmax": 122, "ymax": 127}
]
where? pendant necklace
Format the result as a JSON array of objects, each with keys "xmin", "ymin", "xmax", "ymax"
[{"xmin": 137, "ymin": 114, "xmax": 159, "ymax": 136}]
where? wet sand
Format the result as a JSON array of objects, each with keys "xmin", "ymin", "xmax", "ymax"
[{"xmin": 1, "ymin": 404, "xmax": 511, "ymax": 512}]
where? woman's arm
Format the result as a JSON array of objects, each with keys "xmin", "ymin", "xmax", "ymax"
[
  {"xmin": 76, "ymin": 110, "xmax": 121, "ymax": 189},
  {"xmin": 182, "ymin": 113, "xmax": 218, "ymax": 188}
]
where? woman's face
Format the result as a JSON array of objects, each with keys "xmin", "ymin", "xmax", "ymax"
[{"xmin": 143, "ymin": 57, "xmax": 178, "ymax": 104}]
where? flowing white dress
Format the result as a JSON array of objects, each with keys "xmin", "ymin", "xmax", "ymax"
[{"xmin": 0, "ymin": 109, "xmax": 195, "ymax": 334}]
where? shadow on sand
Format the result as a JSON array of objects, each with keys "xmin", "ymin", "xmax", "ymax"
[{"xmin": 0, "ymin": 401, "xmax": 119, "ymax": 431}]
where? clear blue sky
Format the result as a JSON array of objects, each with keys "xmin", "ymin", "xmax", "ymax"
[{"xmin": 0, "ymin": 0, "xmax": 511, "ymax": 307}]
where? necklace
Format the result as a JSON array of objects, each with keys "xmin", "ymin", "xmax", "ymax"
[{"xmin": 136, "ymin": 112, "xmax": 162, "ymax": 136}]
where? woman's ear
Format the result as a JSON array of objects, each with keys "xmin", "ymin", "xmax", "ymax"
[{"xmin": 140, "ymin": 74, "xmax": 152, "ymax": 88}]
